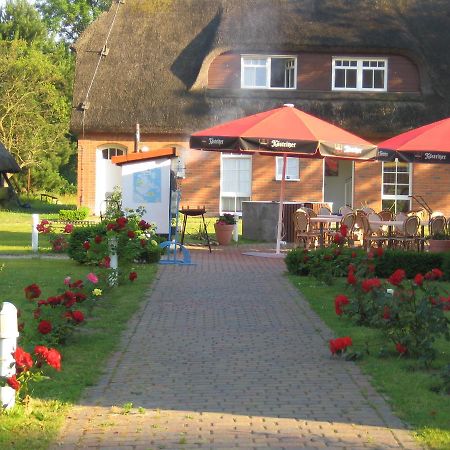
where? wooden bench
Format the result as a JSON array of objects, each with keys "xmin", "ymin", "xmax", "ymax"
[
  {"xmin": 40, "ymin": 193, "xmax": 59, "ymax": 204},
  {"xmin": 42, "ymin": 219, "xmax": 100, "ymax": 232}
]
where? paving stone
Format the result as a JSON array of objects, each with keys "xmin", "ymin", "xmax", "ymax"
[{"xmin": 51, "ymin": 245, "xmax": 423, "ymax": 449}]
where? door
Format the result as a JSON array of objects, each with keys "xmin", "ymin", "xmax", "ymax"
[
  {"xmin": 323, "ymin": 159, "xmax": 353, "ymax": 213},
  {"xmin": 95, "ymin": 146, "xmax": 126, "ymax": 216},
  {"xmin": 220, "ymin": 154, "xmax": 252, "ymax": 214}
]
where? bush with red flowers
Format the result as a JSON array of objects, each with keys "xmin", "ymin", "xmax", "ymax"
[
  {"xmin": 0, "ymin": 345, "xmax": 62, "ymax": 403},
  {"xmin": 329, "ymin": 336, "xmax": 353, "ymax": 355}
]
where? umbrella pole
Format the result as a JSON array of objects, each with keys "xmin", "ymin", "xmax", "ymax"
[{"xmin": 276, "ymin": 154, "xmax": 287, "ymax": 254}]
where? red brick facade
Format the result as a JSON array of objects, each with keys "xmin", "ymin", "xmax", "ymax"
[{"xmin": 78, "ymin": 133, "xmax": 450, "ymax": 218}]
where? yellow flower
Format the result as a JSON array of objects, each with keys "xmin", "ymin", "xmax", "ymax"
[{"xmin": 92, "ymin": 288, "xmax": 102, "ymax": 296}]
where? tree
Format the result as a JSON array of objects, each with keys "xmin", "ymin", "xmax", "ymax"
[
  {"xmin": 0, "ymin": 0, "xmax": 49, "ymax": 43},
  {"xmin": 0, "ymin": 39, "xmax": 75, "ymax": 192},
  {"xmin": 36, "ymin": 0, "xmax": 112, "ymax": 43}
]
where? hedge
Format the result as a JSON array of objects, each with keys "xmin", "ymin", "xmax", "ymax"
[{"xmin": 59, "ymin": 207, "xmax": 90, "ymax": 221}]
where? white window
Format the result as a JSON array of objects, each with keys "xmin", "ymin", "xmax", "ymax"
[
  {"xmin": 241, "ymin": 55, "xmax": 297, "ymax": 89},
  {"xmin": 101, "ymin": 147, "xmax": 126, "ymax": 159},
  {"xmin": 332, "ymin": 57, "xmax": 387, "ymax": 91},
  {"xmin": 381, "ymin": 161, "xmax": 411, "ymax": 213},
  {"xmin": 220, "ymin": 154, "xmax": 252, "ymax": 214},
  {"xmin": 275, "ymin": 157, "xmax": 300, "ymax": 181}
]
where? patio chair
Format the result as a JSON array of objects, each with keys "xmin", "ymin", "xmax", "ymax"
[
  {"xmin": 392, "ymin": 215, "xmax": 420, "ymax": 251},
  {"xmin": 293, "ymin": 208, "xmax": 320, "ymax": 249},
  {"xmin": 318, "ymin": 206, "xmax": 332, "ymax": 215},
  {"xmin": 339, "ymin": 205, "xmax": 353, "ymax": 215},
  {"xmin": 359, "ymin": 213, "xmax": 387, "ymax": 250},
  {"xmin": 378, "ymin": 209, "xmax": 394, "ymax": 221},
  {"xmin": 362, "ymin": 207, "xmax": 375, "ymax": 214},
  {"xmin": 429, "ymin": 215, "xmax": 447, "ymax": 235},
  {"xmin": 328, "ymin": 212, "xmax": 356, "ymax": 246}
]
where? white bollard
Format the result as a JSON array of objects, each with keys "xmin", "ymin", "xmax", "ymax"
[
  {"xmin": 32, "ymin": 214, "xmax": 39, "ymax": 253},
  {"xmin": 0, "ymin": 302, "xmax": 18, "ymax": 409},
  {"xmin": 108, "ymin": 237, "xmax": 118, "ymax": 286},
  {"xmin": 233, "ymin": 214, "xmax": 239, "ymax": 242}
]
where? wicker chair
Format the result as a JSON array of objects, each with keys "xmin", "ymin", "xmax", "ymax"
[
  {"xmin": 293, "ymin": 208, "xmax": 320, "ymax": 249},
  {"xmin": 378, "ymin": 209, "xmax": 394, "ymax": 221},
  {"xmin": 339, "ymin": 205, "xmax": 353, "ymax": 215},
  {"xmin": 359, "ymin": 213, "xmax": 387, "ymax": 250},
  {"xmin": 429, "ymin": 215, "xmax": 447, "ymax": 235},
  {"xmin": 392, "ymin": 215, "xmax": 420, "ymax": 250}
]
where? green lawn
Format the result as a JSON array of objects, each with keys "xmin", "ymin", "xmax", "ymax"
[
  {"xmin": 0, "ymin": 258, "xmax": 158, "ymax": 449},
  {"xmin": 289, "ymin": 275, "xmax": 450, "ymax": 450}
]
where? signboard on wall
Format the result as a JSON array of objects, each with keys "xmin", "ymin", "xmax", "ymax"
[{"xmin": 121, "ymin": 159, "xmax": 171, "ymax": 234}]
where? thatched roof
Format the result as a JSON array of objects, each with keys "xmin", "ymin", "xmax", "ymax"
[
  {"xmin": 0, "ymin": 142, "xmax": 20, "ymax": 173},
  {"xmin": 71, "ymin": 0, "xmax": 450, "ymax": 139}
]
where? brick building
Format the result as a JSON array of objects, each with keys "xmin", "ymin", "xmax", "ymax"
[{"xmin": 71, "ymin": 0, "xmax": 450, "ymax": 217}]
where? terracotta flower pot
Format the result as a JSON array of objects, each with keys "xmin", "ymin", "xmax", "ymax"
[
  {"xmin": 214, "ymin": 223, "xmax": 234, "ymax": 245},
  {"xmin": 428, "ymin": 239, "xmax": 450, "ymax": 253}
]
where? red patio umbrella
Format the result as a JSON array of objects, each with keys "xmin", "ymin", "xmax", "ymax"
[
  {"xmin": 190, "ymin": 104, "xmax": 377, "ymax": 254},
  {"xmin": 377, "ymin": 117, "xmax": 450, "ymax": 164}
]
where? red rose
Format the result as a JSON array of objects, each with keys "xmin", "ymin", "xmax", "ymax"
[
  {"xmin": 71, "ymin": 310, "xmax": 85, "ymax": 324},
  {"xmin": 361, "ymin": 278, "xmax": 381, "ymax": 293},
  {"xmin": 351, "ymin": 251, "xmax": 357, "ymax": 258},
  {"xmin": 441, "ymin": 296, "xmax": 450, "ymax": 311},
  {"xmin": 413, "ymin": 273, "xmax": 424, "ymax": 286},
  {"xmin": 63, "ymin": 291, "xmax": 77, "ymax": 308},
  {"xmin": 431, "ymin": 268, "xmax": 444, "ymax": 279},
  {"xmin": 7, "ymin": 374, "xmax": 20, "ymax": 391},
  {"xmin": 46, "ymin": 348, "xmax": 62, "ymax": 371},
  {"xmin": 388, "ymin": 269, "xmax": 405, "ymax": 286},
  {"xmin": 138, "ymin": 219, "xmax": 150, "ymax": 230},
  {"xmin": 376, "ymin": 247, "xmax": 383, "ymax": 258},
  {"xmin": 127, "ymin": 230, "xmax": 136, "ymax": 239},
  {"xmin": 129, "ymin": 271, "xmax": 137, "ymax": 281},
  {"xmin": 94, "ymin": 235, "xmax": 103, "ymax": 244},
  {"xmin": 75, "ymin": 292, "xmax": 87, "ymax": 302},
  {"xmin": 340, "ymin": 224, "xmax": 348, "ymax": 237},
  {"xmin": 329, "ymin": 336, "xmax": 352, "ymax": 355},
  {"xmin": 347, "ymin": 271, "xmax": 357, "ymax": 285},
  {"xmin": 24, "ymin": 283, "xmax": 41, "ymax": 300},
  {"xmin": 38, "ymin": 320, "xmax": 52, "ymax": 335},
  {"xmin": 99, "ymin": 256, "xmax": 111, "ymax": 268},
  {"xmin": 395, "ymin": 343, "xmax": 408, "ymax": 355},
  {"xmin": 382, "ymin": 306, "xmax": 391, "ymax": 320},
  {"xmin": 140, "ymin": 239, "xmax": 147, "ymax": 247},
  {"xmin": 47, "ymin": 296, "xmax": 62, "ymax": 306},
  {"xmin": 83, "ymin": 241, "xmax": 90, "ymax": 250},
  {"xmin": 116, "ymin": 216, "xmax": 128, "ymax": 228},
  {"xmin": 34, "ymin": 345, "xmax": 49, "ymax": 359},
  {"xmin": 63, "ymin": 223, "xmax": 74, "ymax": 233},
  {"xmin": 106, "ymin": 222, "xmax": 116, "ymax": 231},
  {"xmin": 12, "ymin": 347, "xmax": 33, "ymax": 370},
  {"xmin": 334, "ymin": 294, "xmax": 349, "ymax": 316}
]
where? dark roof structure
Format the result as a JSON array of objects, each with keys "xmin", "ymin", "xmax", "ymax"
[
  {"xmin": 71, "ymin": 0, "xmax": 450, "ymax": 139},
  {"xmin": 0, "ymin": 142, "xmax": 20, "ymax": 173}
]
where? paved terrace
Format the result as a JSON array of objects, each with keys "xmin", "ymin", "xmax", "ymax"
[{"xmin": 52, "ymin": 245, "xmax": 421, "ymax": 450}]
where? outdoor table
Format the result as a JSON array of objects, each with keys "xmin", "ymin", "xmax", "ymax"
[
  {"xmin": 310, "ymin": 215, "xmax": 342, "ymax": 247},
  {"xmin": 369, "ymin": 219, "xmax": 428, "ymax": 249}
]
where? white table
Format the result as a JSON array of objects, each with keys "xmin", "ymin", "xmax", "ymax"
[
  {"xmin": 310, "ymin": 215, "xmax": 342, "ymax": 247},
  {"xmin": 369, "ymin": 219, "xmax": 428, "ymax": 249}
]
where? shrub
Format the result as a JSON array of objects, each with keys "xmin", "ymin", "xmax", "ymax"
[
  {"xmin": 59, "ymin": 207, "xmax": 90, "ymax": 221},
  {"xmin": 138, "ymin": 245, "xmax": 162, "ymax": 263},
  {"xmin": 375, "ymin": 250, "xmax": 443, "ymax": 279},
  {"xmin": 67, "ymin": 224, "xmax": 106, "ymax": 263},
  {"xmin": 285, "ymin": 248, "xmax": 311, "ymax": 275}
]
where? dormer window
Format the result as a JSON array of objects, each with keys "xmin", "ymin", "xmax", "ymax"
[
  {"xmin": 241, "ymin": 55, "xmax": 297, "ymax": 89},
  {"xmin": 332, "ymin": 57, "xmax": 388, "ymax": 91}
]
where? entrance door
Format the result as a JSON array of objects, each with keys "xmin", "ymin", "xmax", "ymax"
[
  {"xmin": 220, "ymin": 154, "xmax": 252, "ymax": 214},
  {"xmin": 95, "ymin": 146, "xmax": 126, "ymax": 216},
  {"xmin": 323, "ymin": 159, "xmax": 353, "ymax": 213}
]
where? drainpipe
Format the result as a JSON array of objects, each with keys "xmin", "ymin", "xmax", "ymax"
[{"xmin": 134, "ymin": 123, "xmax": 140, "ymax": 153}]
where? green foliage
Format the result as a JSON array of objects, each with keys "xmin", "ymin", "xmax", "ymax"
[
  {"xmin": 216, "ymin": 213, "xmax": 236, "ymax": 225},
  {"xmin": 58, "ymin": 207, "xmax": 89, "ymax": 221},
  {"xmin": 0, "ymin": 0, "xmax": 49, "ymax": 43},
  {"xmin": 36, "ymin": 0, "xmax": 112, "ymax": 43},
  {"xmin": 375, "ymin": 250, "xmax": 444, "ymax": 279},
  {"xmin": 67, "ymin": 224, "xmax": 106, "ymax": 263},
  {"xmin": 0, "ymin": 39, "xmax": 75, "ymax": 193}
]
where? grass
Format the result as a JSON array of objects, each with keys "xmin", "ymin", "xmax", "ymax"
[
  {"xmin": 0, "ymin": 258, "xmax": 158, "ymax": 450},
  {"xmin": 289, "ymin": 275, "xmax": 450, "ymax": 450}
]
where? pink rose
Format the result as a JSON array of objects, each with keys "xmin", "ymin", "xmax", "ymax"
[{"xmin": 86, "ymin": 272, "xmax": 98, "ymax": 284}]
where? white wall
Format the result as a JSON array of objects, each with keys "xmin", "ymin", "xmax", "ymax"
[{"xmin": 95, "ymin": 150, "xmax": 122, "ymax": 216}]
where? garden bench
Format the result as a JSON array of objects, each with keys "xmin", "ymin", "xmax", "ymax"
[
  {"xmin": 42, "ymin": 218, "xmax": 99, "ymax": 232},
  {"xmin": 40, "ymin": 193, "xmax": 59, "ymax": 204}
]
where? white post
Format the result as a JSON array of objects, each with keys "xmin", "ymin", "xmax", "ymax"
[
  {"xmin": 108, "ymin": 237, "xmax": 118, "ymax": 286},
  {"xmin": 233, "ymin": 214, "xmax": 239, "ymax": 242},
  {"xmin": 275, "ymin": 154, "xmax": 287, "ymax": 254},
  {"xmin": 32, "ymin": 214, "xmax": 39, "ymax": 253},
  {"xmin": 0, "ymin": 302, "xmax": 19, "ymax": 409}
]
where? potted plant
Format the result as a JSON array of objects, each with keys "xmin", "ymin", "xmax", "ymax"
[
  {"xmin": 428, "ymin": 231, "xmax": 450, "ymax": 253},
  {"xmin": 214, "ymin": 213, "xmax": 236, "ymax": 245}
]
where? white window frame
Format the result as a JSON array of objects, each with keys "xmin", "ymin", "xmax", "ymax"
[
  {"xmin": 275, "ymin": 156, "xmax": 300, "ymax": 181},
  {"xmin": 220, "ymin": 153, "xmax": 252, "ymax": 215},
  {"xmin": 241, "ymin": 55, "xmax": 297, "ymax": 90},
  {"xmin": 381, "ymin": 161, "xmax": 412, "ymax": 213},
  {"xmin": 101, "ymin": 146, "xmax": 127, "ymax": 159},
  {"xmin": 332, "ymin": 57, "xmax": 388, "ymax": 92}
]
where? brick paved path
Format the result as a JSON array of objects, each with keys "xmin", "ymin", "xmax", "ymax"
[{"xmin": 52, "ymin": 246, "xmax": 420, "ymax": 450}]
